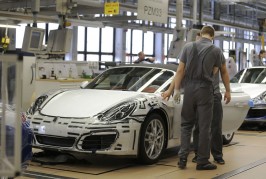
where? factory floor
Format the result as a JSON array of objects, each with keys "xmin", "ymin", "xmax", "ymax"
[{"xmin": 16, "ymin": 127, "xmax": 266, "ymax": 179}]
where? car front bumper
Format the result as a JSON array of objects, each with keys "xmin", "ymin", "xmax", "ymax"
[
  {"xmin": 31, "ymin": 116, "xmax": 142, "ymax": 156},
  {"xmin": 244, "ymin": 107, "xmax": 266, "ymax": 123}
]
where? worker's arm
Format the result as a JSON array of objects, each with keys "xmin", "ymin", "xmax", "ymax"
[
  {"xmin": 148, "ymin": 57, "xmax": 155, "ymax": 63},
  {"xmin": 161, "ymin": 77, "xmax": 175, "ymax": 100},
  {"xmin": 161, "ymin": 61, "xmax": 185, "ymax": 101},
  {"xmin": 220, "ymin": 63, "xmax": 231, "ymax": 104},
  {"xmin": 174, "ymin": 61, "xmax": 185, "ymax": 90},
  {"xmin": 213, "ymin": 66, "xmax": 219, "ymax": 75},
  {"xmin": 172, "ymin": 62, "xmax": 185, "ymax": 103}
]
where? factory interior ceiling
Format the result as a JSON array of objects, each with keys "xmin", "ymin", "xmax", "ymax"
[{"xmin": 0, "ymin": 0, "xmax": 265, "ymax": 34}]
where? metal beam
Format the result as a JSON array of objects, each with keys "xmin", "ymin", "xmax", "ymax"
[
  {"xmin": 0, "ymin": 0, "xmax": 55, "ymax": 9},
  {"xmin": 0, "ymin": 10, "xmax": 58, "ymax": 24}
]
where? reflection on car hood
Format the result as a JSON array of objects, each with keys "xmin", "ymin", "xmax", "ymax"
[
  {"xmin": 238, "ymin": 84, "xmax": 266, "ymax": 98},
  {"xmin": 221, "ymin": 83, "xmax": 244, "ymax": 93},
  {"xmin": 40, "ymin": 89, "xmax": 142, "ymax": 118}
]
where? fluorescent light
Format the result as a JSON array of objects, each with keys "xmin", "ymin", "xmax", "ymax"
[
  {"xmin": 67, "ymin": 19, "xmax": 104, "ymax": 28},
  {"xmin": 0, "ymin": 24, "xmax": 19, "ymax": 28},
  {"xmin": 215, "ymin": 31, "xmax": 235, "ymax": 37}
]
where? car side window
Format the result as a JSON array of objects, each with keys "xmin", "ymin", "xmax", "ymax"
[
  {"xmin": 241, "ymin": 68, "xmax": 264, "ymax": 83},
  {"xmin": 230, "ymin": 69, "xmax": 244, "ymax": 83},
  {"xmin": 161, "ymin": 83, "xmax": 170, "ymax": 93},
  {"xmin": 254, "ymin": 69, "xmax": 266, "ymax": 83},
  {"xmin": 128, "ymin": 69, "xmax": 161, "ymax": 91},
  {"xmin": 142, "ymin": 71, "xmax": 174, "ymax": 93}
]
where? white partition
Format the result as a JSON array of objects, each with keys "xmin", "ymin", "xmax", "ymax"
[
  {"xmin": 0, "ymin": 55, "xmax": 22, "ymax": 178},
  {"xmin": 33, "ymin": 60, "xmax": 98, "ymax": 98},
  {"xmin": 20, "ymin": 59, "xmax": 101, "ymax": 111}
]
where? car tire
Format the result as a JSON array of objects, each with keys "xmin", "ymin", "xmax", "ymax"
[
  {"xmin": 138, "ymin": 113, "xmax": 166, "ymax": 165},
  {"xmin": 222, "ymin": 132, "xmax": 234, "ymax": 145}
]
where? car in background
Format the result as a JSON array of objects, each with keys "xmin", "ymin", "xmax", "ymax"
[
  {"xmin": 230, "ymin": 66, "xmax": 266, "ymax": 126},
  {"xmin": 1, "ymin": 103, "xmax": 33, "ymax": 170},
  {"xmin": 27, "ymin": 64, "xmax": 250, "ymax": 164}
]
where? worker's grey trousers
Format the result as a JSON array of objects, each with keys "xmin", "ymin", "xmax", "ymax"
[
  {"xmin": 193, "ymin": 93, "xmax": 223, "ymax": 159},
  {"xmin": 178, "ymin": 82, "xmax": 214, "ymax": 164}
]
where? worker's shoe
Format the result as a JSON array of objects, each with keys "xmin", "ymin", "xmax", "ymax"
[
  {"xmin": 196, "ymin": 162, "xmax": 217, "ymax": 170},
  {"xmin": 214, "ymin": 158, "xmax": 225, "ymax": 165},
  {"xmin": 178, "ymin": 158, "xmax": 187, "ymax": 169}
]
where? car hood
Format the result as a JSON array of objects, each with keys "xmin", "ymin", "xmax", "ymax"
[
  {"xmin": 237, "ymin": 83, "xmax": 266, "ymax": 98},
  {"xmin": 40, "ymin": 89, "xmax": 143, "ymax": 118}
]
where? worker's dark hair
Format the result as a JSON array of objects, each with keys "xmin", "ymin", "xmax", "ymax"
[
  {"xmin": 200, "ymin": 26, "xmax": 215, "ymax": 37},
  {"xmin": 259, "ymin": 49, "xmax": 266, "ymax": 55}
]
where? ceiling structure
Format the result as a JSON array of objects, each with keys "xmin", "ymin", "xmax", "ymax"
[{"xmin": 0, "ymin": 0, "xmax": 265, "ymax": 35}]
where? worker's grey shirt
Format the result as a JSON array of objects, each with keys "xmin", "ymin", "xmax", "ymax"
[
  {"xmin": 179, "ymin": 38, "xmax": 222, "ymax": 86},
  {"xmin": 253, "ymin": 57, "xmax": 264, "ymax": 66}
]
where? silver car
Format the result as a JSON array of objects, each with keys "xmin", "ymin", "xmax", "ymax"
[{"xmin": 230, "ymin": 66, "xmax": 266, "ymax": 125}]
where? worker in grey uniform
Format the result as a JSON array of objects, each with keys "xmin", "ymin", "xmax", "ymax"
[
  {"xmin": 253, "ymin": 49, "xmax": 266, "ymax": 66},
  {"xmin": 192, "ymin": 54, "xmax": 231, "ymax": 164},
  {"xmin": 162, "ymin": 26, "xmax": 226, "ymax": 170},
  {"xmin": 178, "ymin": 25, "xmax": 222, "ymax": 170}
]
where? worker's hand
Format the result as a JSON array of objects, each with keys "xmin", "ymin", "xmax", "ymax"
[
  {"xmin": 173, "ymin": 89, "xmax": 181, "ymax": 103},
  {"xmin": 224, "ymin": 91, "xmax": 231, "ymax": 104},
  {"xmin": 161, "ymin": 90, "xmax": 172, "ymax": 101}
]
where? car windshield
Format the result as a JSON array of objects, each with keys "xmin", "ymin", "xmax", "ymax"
[
  {"xmin": 230, "ymin": 68, "xmax": 266, "ymax": 84},
  {"xmin": 85, "ymin": 66, "xmax": 174, "ymax": 93}
]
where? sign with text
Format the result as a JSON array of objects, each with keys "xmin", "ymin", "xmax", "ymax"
[
  {"xmin": 104, "ymin": 2, "xmax": 119, "ymax": 15},
  {"xmin": 137, "ymin": 0, "xmax": 168, "ymax": 24}
]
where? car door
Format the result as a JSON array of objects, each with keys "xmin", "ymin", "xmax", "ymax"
[{"xmin": 221, "ymin": 90, "xmax": 250, "ymax": 134}]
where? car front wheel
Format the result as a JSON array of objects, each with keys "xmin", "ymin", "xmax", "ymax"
[
  {"xmin": 222, "ymin": 132, "xmax": 234, "ymax": 145},
  {"xmin": 138, "ymin": 113, "xmax": 166, "ymax": 164}
]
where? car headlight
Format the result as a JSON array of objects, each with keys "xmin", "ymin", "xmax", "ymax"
[
  {"xmin": 27, "ymin": 95, "xmax": 48, "ymax": 115},
  {"xmin": 98, "ymin": 101, "xmax": 137, "ymax": 121},
  {"xmin": 251, "ymin": 91, "xmax": 266, "ymax": 107}
]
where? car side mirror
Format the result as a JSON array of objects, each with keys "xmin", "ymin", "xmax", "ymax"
[{"xmin": 80, "ymin": 81, "xmax": 89, "ymax": 89}]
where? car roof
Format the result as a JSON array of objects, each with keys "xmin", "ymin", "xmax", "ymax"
[
  {"xmin": 244, "ymin": 66, "xmax": 266, "ymax": 69},
  {"xmin": 115, "ymin": 63, "xmax": 178, "ymax": 72}
]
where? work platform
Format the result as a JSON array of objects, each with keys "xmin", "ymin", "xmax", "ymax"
[{"xmin": 16, "ymin": 129, "xmax": 266, "ymax": 179}]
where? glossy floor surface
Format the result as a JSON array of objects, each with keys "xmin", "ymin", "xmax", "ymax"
[{"xmin": 16, "ymin": 128, "xmax": 266, "ymax": 179}]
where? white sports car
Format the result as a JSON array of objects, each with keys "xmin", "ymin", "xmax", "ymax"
[
  {"xmin": 27, "ymin": 64, "xmax": 250, "ymax": 164},
  {"xmin": 230, "ymin": 66, "xmax": 266, "ymax": 125}
]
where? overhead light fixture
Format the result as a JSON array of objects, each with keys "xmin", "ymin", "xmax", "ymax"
[
  {"xmin": 66, "ymin": 18, "xmax": 104, "ymax": 28},
  {"xmin": 215, "ymin": 31, "xmax": 235, "ymax": 37},
  {"xmin": 0, "ymin": 24, "xmax": 19, "ymax": 28}
]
